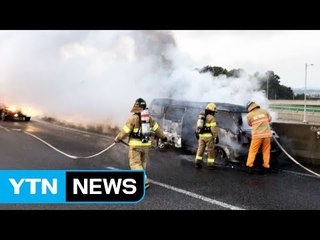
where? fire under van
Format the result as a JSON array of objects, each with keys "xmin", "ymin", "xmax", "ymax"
[{"xmin": 149, "ymin": 98, "xmax": 282, "ymax": 167}]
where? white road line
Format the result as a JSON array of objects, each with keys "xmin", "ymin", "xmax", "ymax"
[
  {"xmin": 11, "ymin": 128, "xmax": 22, "ymax": 131},
  {"xmin": 106, "ymin": 166, "xmax": 244, "ymax": 210},
  {"xmin": 0, "ymin": 125, "xmax": 10, "ymax": 132},
  {"xmin": 32, "ymin": 118, "xmax": 112, "ymax": 139},
  {"xmin": 148, "ymin": 179, "xmax": 244, "ymax": 210}
]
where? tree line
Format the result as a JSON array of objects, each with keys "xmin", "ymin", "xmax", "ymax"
[{"xmin": 198, "ymin": 65, "xmax": 310, "ymax": 100}]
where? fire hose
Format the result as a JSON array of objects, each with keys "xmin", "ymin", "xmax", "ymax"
[
  {"xmin": 24, "ymin": 131, "xmax": 120, "ymax": 159},
  {"xmin": 272, "ymin": 135, "xmax": 320, "ymax": 178},
  {"xmin": 24, "ymin": 130, "xmax": 158, "ymax": 160},
  {"xmin": 24, "ymin": 130, "xmax": 320, "ymax": 177}
]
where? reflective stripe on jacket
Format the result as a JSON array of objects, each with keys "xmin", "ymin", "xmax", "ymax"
[
  {"xmin": 116, "ymin": 114, "xmax": 165, "ymax": 147},
  {"xmin": 247, "ymin": 108, "xmax": 272, "ymax": 139},
  {"xmin": 199, "ymin": 114, "xmax": 218, "ymax": 138}
]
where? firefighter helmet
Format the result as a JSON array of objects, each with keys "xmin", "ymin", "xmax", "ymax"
[
  {"xmin": 206, "ymin": 103, "xmax": 216, "ymax": 112},
  {"xmin": 130, "ymin": 98, "xmax": 147, "ymax": 113},
  {"xmin": 246, "ymin": 101, "xmax": 259, "ymax": 112}
]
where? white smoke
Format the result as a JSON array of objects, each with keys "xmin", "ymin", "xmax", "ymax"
[{"xmin": 0, "ymin": 30, "xmax": 270, "ymax": 128}]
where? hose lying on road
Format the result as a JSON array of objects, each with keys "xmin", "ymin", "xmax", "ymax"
[
  {"xmin": 272, "ymin": 135, "xmax": 320, "ymax": 178},
  {"xmin": 24, "ymin": 130, "xmax": 320, "ymax": 177},
  {"xmin": 24, "ymin": 131, "xmax": 117, "ymax": 159}
]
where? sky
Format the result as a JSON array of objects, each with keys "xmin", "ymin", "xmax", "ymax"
[
  {"xmin": 0, "ymin": 30, "xmax": 317, "ymax": 127},
  {"xmin": 172, "ymin": 30, "xmax": 320, "ymax": 90}
]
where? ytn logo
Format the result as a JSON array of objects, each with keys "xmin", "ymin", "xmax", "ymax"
[
  {"xmin": 0, "ymin": 170, "xmax": 145, "ymax": 203},
  {"xmin": 9, "ymin": 178, "xmax": 57, "ymax": 194}
]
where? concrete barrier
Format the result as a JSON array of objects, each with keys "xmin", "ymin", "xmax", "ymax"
[
  {"xmin": 271, "ymin": 122, "xmax": 320, "ymax": 165},
  {"xmin": 269, "ymin": 100, "xmax": 320, "ymax": 106},
  {"xmin": 268, "ymin": 99, "xmax": 320, "ymax": 124},
  {"xmin": 273, "ymin": 111, "xmax": 320, "ymax": 124}
]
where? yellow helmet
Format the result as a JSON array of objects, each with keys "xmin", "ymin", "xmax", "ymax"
[
  {"xmin": 130, "ymin": 98, "xmax": 147, "ymax": 113},
  {"xmin": 206, "ymin": 103, "xmax": 216, "ymax": 111},
  {"xmin": 246, "ymin": 101, "xmax": 259, "ymax": 112}
]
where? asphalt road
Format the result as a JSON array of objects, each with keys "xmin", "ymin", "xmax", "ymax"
[{"xmin": 0, "ymin": 119, "xmax": 319, "ymax": 210}]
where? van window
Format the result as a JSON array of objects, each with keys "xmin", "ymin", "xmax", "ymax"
[
  {"xmin": 150, "ymin": 104, "xmax": 164, "ymax": 117},
  {"xmin": 215, "ymin": 111, "xmax": 238, "ymax": 133},
  {"xmin": 165, "ymin": 106, "xmax": 185, "ymax": 122}
]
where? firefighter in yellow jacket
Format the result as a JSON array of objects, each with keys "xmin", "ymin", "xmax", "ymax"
[
  {"xmin": 114, "ymin": 98, "xmax": 167, "ymax": 190},
  {"xmin": 245, "ymin": 101, "xmax": 272, "ymax": 174},
  {"xmin": 195, "ymin": 103, "xmax": 219, "ymax": 169}
]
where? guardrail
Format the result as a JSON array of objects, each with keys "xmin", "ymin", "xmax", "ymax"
[
  {"xmin": 270, "ymin": 105, "xmax": 320, "ymax": 113},
  {"xmin": 269, "ymin": 100, "xmax": 320, "ymax": 106}
]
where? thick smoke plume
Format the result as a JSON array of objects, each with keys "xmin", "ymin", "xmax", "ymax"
[{"xmin": 0, "ymin": 30, "xmax": 271, "ymax": 131}]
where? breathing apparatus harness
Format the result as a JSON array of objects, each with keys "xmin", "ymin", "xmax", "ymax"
[
  {"xmin": 197, "ymin": 109, "xmax": 215, "ymax": 134},
  {"xmin": 129, "ymin": 108, "xmax": 151, "ymax": 143}
]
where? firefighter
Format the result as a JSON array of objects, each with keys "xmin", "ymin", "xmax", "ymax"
[
  {"xmin": 195, "ymin": 103, "xmax": 219, "ymax": 169},
  {"xmin": 245, "ymin": 101, "xmax": 272, "ymax": 174},
  {"xmin": 114, "ymin": 98, "xmax": 167, "ymax": 190}
]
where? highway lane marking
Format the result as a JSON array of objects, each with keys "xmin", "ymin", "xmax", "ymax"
[
  {"xmin": 148, "ymin": 179, "xmax": 245, "ymax": 210},
  {"xmin": 11, "ymin": 128, "xmax": 22, "ymax": 131},
  {"xmin": 0, "ymin": 125, "xmax": 10, "ymax": 132},
  {"xmin": 31, "ymin": 118, "xmax": 113, "ymax": 139},
  {"xmin": 106, "ymin": 166, "xmax": 245, "ymax": 210}
]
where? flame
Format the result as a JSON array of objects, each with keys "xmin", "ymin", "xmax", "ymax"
[
  {"xmin": 21, "ymin": 106, "xmax": 42, "ymax": 117},
  {"xmin": 7, "ymin": 106, "xmax": 17, "ymax": 112},
  {"xmin": 4, "ymin": 104, "xmax": 42, "ymax": 117}
]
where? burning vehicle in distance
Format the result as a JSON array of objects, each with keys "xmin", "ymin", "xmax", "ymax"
[
  {"xmin": 0, "ymin": 106, "xmax": 31, "ymax": 121},
  {"xmin": 149, "ymin": 98, "xmax": 281, "ymax": 167}
]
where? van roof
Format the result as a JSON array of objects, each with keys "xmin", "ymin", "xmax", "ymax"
[{"xmin": 150, "ymin": 98, "xmax": 247, "ymax": 113}]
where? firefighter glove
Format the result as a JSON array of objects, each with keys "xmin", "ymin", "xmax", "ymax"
[
  {"xmin": 195, "ymin": 131, "xmax": 199, "ymax": 140},
  {"xmin": 214, "ymin": 136, "xmax": 219, "ymax": 144}
]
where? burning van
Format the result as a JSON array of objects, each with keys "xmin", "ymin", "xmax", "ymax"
[
  {"xmin": 149, "ymin": 98, "xmax": 281, "ymax": 166},
  {"xmin": 0, "ymin": 106, "xmax": 31, "ymax": 121}
]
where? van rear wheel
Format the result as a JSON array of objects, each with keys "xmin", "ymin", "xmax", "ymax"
[{"xmin": 215, "ymin": 147, "xmax": 228, "ymax": 166}]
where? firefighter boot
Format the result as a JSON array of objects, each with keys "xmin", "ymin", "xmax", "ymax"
[
  {"xmin": 261, "ymin": 167, "xmax": 270, "ymax": 175},
  {"xmin": 195, "ymin": 160, "xmax": 203, "ymax": 169},
  {"xmin": 207, "ymin": 163, "xmax": 216, "ymax": 170},
  {"xmin": 247, "ymin": 167, "xmax": 253, "ymax": 174}
]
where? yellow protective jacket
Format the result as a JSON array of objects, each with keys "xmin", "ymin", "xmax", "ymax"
[
  {"xmin": 199, "ymin": 114, "xmax": 218, "ymax": 138},
  {"xmin": 116, "ymin": 114, "xmax": 166, "ymax": 147},
  {"xmin": 247, "ymin": 108, "xmax": 272, "ymax": 139}
]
